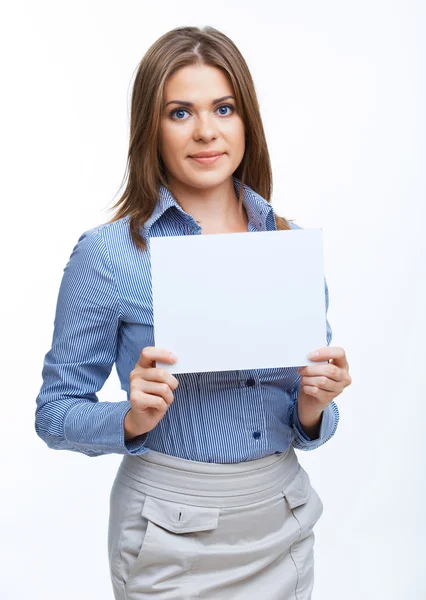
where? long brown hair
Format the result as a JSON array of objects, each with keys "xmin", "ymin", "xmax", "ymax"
[{"xmin": 106, "ymin": 25, "xmax": 293, "ymax": 250}]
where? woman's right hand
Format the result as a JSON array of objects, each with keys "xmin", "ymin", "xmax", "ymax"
[{"xmin": 124, "ymin": 347, "xmax": 179, "ymax": 440}]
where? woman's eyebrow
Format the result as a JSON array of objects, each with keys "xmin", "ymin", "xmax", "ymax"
[{"xmin": 164, "ymin": 95, "xmax": 236, "ymax": 108}]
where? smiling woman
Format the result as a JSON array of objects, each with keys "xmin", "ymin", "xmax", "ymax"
[
  {"xmin": 105, "ymin": 25, "xmax": 295, "ymax": 245},
  {"xmin": 34, "ymin": 23, "xmax": 350, "ymax": 600},
  {"xmin": 157, "ymin": 63, "xmax": 247, "ymax": 233}
]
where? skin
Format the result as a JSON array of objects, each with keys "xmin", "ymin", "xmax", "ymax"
[
  {"xmin": 125, "ymin": 65, "xmax": 352, "ymax": 441},
  {"xmin": 158, "ymin": 64, "xmax": 248, "ymax": 234},
  {"xmin": 296, "ymin": 348, "xmax": 352, "ymax": 439}
]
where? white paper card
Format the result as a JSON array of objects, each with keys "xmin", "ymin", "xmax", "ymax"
[{"xmin": 150, "ymin": 228, "xmax": 328, "ymax": 374}]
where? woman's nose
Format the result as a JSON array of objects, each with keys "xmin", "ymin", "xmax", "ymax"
[{"xmin": 192, "ymin": 113, "xmax": 219, "ymax": 141}]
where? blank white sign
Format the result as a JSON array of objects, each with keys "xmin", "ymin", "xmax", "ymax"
[{"xmin": 150, "ymin": 228, "xmax": 328, "ymax": 374}]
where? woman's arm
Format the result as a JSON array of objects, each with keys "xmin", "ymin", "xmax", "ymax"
[
  {"xmin": 34, "ymin": 227, "xmax": 147, "ymax": 457},
  {"xmin": 290, "ymin": 275, "xmax": 340, "ymax": 450}
]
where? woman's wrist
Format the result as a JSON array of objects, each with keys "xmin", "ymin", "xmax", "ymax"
[
  {"xmin": 297, "ymin": 410, "xmax": 323, "ymax": 439},
  {"xmin": 124, "ymin": 410, "xmax": 143, "ymax": 441},
  {"xmin": 296, "ymin": 391, "xmax": 325, "ymax": 439}
]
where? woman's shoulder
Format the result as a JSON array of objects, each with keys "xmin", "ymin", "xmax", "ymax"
[
  {"xmin": 78, "ymin": 215, "xmax": 131, "ymax": 240},
  {"xmin": 71, "ymin": 215, "xmax": 145, "ymax": 268},
  {"xmin": 76, "ymin": 215, "xmax": 139, "ymax": 252}
]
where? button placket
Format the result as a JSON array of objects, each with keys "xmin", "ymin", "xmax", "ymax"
[{"xmin": 242, "ymin": 374, "xmax": 266, "ymax": 442}]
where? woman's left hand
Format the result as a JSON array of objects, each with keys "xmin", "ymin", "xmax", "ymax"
[{"xmin": 296, "ymin": 346, "xmax": 352, "ymax": 414}]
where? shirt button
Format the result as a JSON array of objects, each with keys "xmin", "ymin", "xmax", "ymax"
[
  {"xmin": 246, "ymin": 378, "xmax": 255, "ymax": 387},
  {"xmin": 253, "ymin": 431, "xmax": 261, "ymax": 439}
]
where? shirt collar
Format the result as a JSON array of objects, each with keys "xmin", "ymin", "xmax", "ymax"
[{"xmin": 143, "ymin": 176, "xmax": 274, "ymax": 233}]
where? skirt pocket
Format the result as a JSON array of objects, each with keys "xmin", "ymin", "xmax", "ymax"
[
  {"xmin": 123, "ymin": 494, "xmax": 220, "ymax": 594},
  {"xmin": 281, "ymin": 465, "xmax": 324, "ymax": 599},
  {"xmin": 282, "ymin": 465, "xmax": 323, "ymax": 534},
  {"xmin": 142, "ymin": 495, "xmax": 220, "ymax": 534}
]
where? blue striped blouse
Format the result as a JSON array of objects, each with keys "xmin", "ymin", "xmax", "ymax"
[{"xmin": 34, "ymin": 176, "xmax": 339, "ymax": 461}]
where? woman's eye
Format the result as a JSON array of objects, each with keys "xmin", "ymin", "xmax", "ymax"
[
  {"xmin": 170, "ymin": 104, "xmax": 235, "ymax": 120},
  {"xmin": 217, "ymin": 104, "xmax": 234, "ymax": 116},
  {"xmin": 171, "ymin": 108, "xmax": 189, "ymax": 120}
]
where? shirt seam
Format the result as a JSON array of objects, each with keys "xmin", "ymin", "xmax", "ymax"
[{"xmin": 97, "ymin": 228, "xmax": 123, "ymax": 321}]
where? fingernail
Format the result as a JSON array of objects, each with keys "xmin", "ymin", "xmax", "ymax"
[
  {"xmin": 169, "ymin": 353, "xmax": 178, "ymax": 362},
  {"xmin": 309, "ymin": 350, "xmax": 319, "ymax": 359}
]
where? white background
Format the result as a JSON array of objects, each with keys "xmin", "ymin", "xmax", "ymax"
[{"xmin": 1, "ymin": 1, "xmax": 425, "ymax": 598}]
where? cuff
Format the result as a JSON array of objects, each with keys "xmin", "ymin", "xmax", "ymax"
[
  {"xmin": 63, "ymin": 400, "xmax": 150, "ymax": 456},
  {"xmin": 293, "ymin": 403, "xmax": 328, "ymax": 441},
  {"xmin": 291, "ymin": 397, "xmax": 339, "ymax": 451}
]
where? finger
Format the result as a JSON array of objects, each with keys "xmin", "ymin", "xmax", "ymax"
[
  {"xmin": 301, "ymin": 375, "xmax": 339, "ymax": 393},
  {"xmin": 132, "ymin": 391, "xmax": 169, "ymax": 412},
  {"xmin": 307, "ymin": 346, "xmax": 348, "ymax": 368},
  {"xmin": 139, "ymin": 367, "xmax": 179, "ymax": 391},
  {"xmin": 298, "ymin": 363, "xmax": 342, "ymax": 382},
  {"xmin": 138, "ymin": 380, "xmax": 175, "ymax": 405},
  {"xmin": 137, "ymin": 347, "xmax": 178, "ymax": 369},
  {"xmin": 302, "ymin": 385, "xmax": 336, "ymax": 403}
]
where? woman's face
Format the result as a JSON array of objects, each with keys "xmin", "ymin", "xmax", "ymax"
[{"xmin": 159, "ymin": 64, "xmax": 245, "ymax": 189}]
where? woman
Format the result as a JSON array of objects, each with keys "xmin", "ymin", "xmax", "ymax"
[{"xmin": 35, "ymin": 25, "xmax": 352, "ymax": 599}]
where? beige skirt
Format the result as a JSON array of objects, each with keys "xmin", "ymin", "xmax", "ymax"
[{"xmin": 108, "ymin": 445, "xmax": 323, "ymax": 599}]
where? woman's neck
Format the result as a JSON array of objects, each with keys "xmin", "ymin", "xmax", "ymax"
[{"xmin": 166, "ymin": 176, "xmax": 246, "ymax": 231}]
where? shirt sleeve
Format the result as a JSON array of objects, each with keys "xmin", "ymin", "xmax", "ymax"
[
  {"xmin": 289, "ymin": 274, "xmax": 340, "ymax": 450},
  {"xmin": 34, "ymin": 228, "xmax": 149, "ymax": 457}
]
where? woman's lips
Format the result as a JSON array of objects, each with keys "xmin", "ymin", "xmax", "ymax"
[{"xmin": 189, "ymin": 153, "xmax": 224, "ymax": 165}]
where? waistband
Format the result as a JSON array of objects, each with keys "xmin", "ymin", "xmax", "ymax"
[{"xmin": 116, "ymin": 446, "xmax": 300, "ymax": 508}]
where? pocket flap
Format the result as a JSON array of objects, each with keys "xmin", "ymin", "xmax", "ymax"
[
  {"xmin": 142, "ymin": 496, "xmax": 220, "ymax": 534},
  {"xmin": 283, "ymin": 467, "xmax": 311, "ymax": 510}
]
